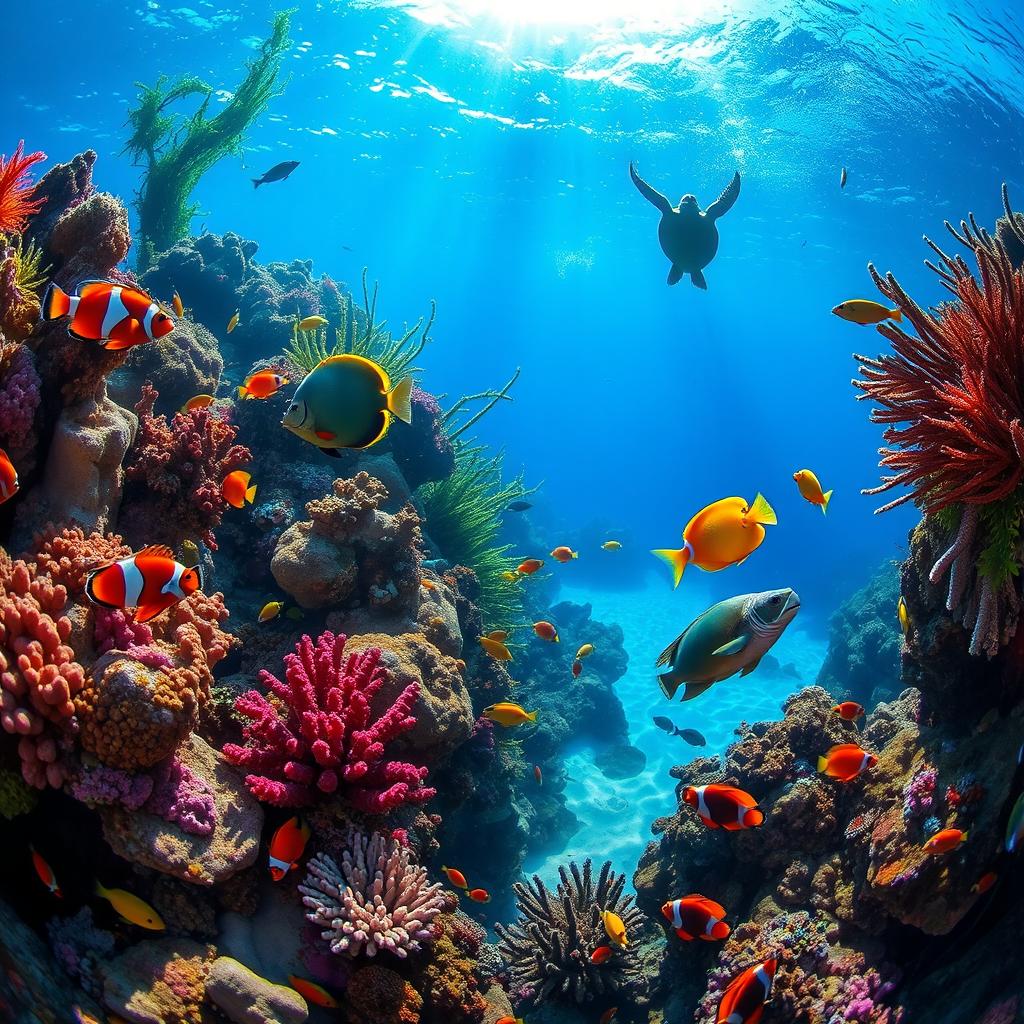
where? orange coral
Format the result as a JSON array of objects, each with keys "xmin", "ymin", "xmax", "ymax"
[
  {"xmin": 0, "ymin": 142, "xmax": 46, "ymax": 235},
  {"xmin": 415, "ymin": 916, "xmax": 487, "ymax": 1021},
  {"xmin": 347, "ymin": 965, "xmax": 423, "ymax": 1024},
  {"xmin": 32, "ymin": 524, "xmax": 132, "ymax": 593}
]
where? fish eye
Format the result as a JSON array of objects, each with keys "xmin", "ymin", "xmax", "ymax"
[{"xmin": 771, "ymin": 595, "xmax": 782, "ymax": 605}]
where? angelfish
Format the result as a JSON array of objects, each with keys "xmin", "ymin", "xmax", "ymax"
[{"xmin": 656, "ymin": 589, "xmax": 800, "ymax": 701}]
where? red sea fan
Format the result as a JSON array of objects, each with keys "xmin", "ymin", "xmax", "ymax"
[
  {"xmin": 0, "ymin": 142, "xmax": 46, "ymax": 235},
  {"xmin": 854, "ymin": 185, "xmax": 1024, "ymax": 514}
]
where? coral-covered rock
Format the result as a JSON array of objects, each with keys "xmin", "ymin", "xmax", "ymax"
[
  {"xmin": 205, "ymin": 957, "xmax": 309, "ymax": 1024},
  {"xmin": 0, "ymin": 341, "xmax": 41, "ymax": 461},
  {"xmin": 346, "ymin": 965, "xmax": 423, "ymax": 1024}
]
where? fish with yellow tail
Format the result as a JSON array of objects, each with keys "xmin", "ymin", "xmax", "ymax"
[
  {"xmin": 295, "ymin": 315, "xmax": 329, "ymax": 332},
  {"xmin": 483, "ymin": 702, "xmax": 537, "ymax": 727},
  {"xmin": 601, "ymin": 540, "xmax": 622, "ymax": 550},
  {"xmin": 656, "ymin": 589, "xmax": 800, "ymax": 702},
  {"xmin": 222, "ymin": 470, "xmax": 257, "ymax": 509},
  {"xmin": 479, "ymin": 636, "xmax": 513, "ymax": 661},
  {"xmin": 897, "ymin": 595, "xmax": 910, "ymax": 637},
  {"xmin": 226, "ymin": 310, "xmax": 240, "ymax": 334},
  {"xmin": 832, "ymin": 299, "xmax": 901, "ymax": 325},
  {"xmin": 600, "ymin": 909, "xmax": 628, "ymax": 948},
  {"xmin": 282, "ymin": 354, "xmax": 412, "ymax": 455},
  {"xmin": 652, "ymin": 494, "xmax": 776, "ymax": 588},
  {"xmin": 95, "ymin": 882, "xmax": 165, "ymax": 930},
  {"xmin": 259, "ymin": 600, "xmax": 285, "ymax": 623},
  {"xmin": 793, "ymin": 469, "xmax": 833, "ymax": 515},
  {"xmin": 172, "ymin": 291, "xmax": 185, "ymax": 318}
]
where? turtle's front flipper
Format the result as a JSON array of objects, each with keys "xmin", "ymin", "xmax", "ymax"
[
  {"xmin": 691, "ymin": 269, "xmax": 707, "ymax": 289},
  {"xmin": 667, "ymin": 264, "xmax": 685, "ymax": 286},
  {"xmin": 706, "ymin": 171, "xmax": 741, "ymax": 221},
  {"xmin": 630, "ymin": 162, "xmax": 672, "ymax": 214}
]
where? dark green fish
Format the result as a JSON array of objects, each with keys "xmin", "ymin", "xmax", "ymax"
[
  {"xmin": 252, "ymin": 160, "xmax": 299, "ymax": 188},
  {"xmin": 652, "ymin": 717, "xmax": 706, "ymax": 746},
  {"xmin": 656, "ymin": 589, "xmax": 800, "ymax": 701},
  {"xmin": 506, "ymin": 500, "xmax": 533, "ymax": 512}
]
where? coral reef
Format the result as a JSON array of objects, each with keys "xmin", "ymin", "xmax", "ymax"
[
  {"xmin": 223, "ymin": 630, "xmax": 436, "ymax": 811},
  {"xmin": 346, "ymin": 965, "xmax": 423, "ymax": 1024},
  {"xmin": 495, "ymin": 859, "xmax": 647, "ymax": 1006},
  {"xmin": 299, "ymin": 826, "xmax": 445, "ymax": 958},
  {"xmin": 205, "ymin": 957, "xmax": 309, "ymax": 1024}
]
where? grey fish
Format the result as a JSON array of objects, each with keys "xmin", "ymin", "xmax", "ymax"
[
  {"xmin": 252, "ymin": 160, "xmax": 300, "ymax": 189},
  {"xmin": 652, "ymin": 716, "xmax": 706, "ymax": 746},
  {"xmin": 506, "ymin": 500, "xmax": 533, "ymax": 512},
  {"xmin": 656, "ymin": 588, "xmax": 801, "ymax": 701}
]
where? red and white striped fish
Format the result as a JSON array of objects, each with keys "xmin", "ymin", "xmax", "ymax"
[
  {"xmin": 716, "ymin": 958, "xmax": 777, "ymax": 1024},
  {"xmin": 85, "ymin": 545, "xmax": 204, "ymax": 623},
  {"xmin": 42, "ymin": 280, "xmax": 175, "ymax": 351},
  {"xmin": 661, "ymin": 894, "xmax": 731, "ymax": 942},
  {"xmin": 682, "ymin": 784, "xmax": 764, "ymax": 831}
]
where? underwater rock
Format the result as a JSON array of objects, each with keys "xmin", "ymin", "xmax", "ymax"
[
  {"xmin": 206, "ymin": 957, "xmax": 309, "ymax": 1024},
  {"xmin": 388, "ymin": 385, "xmax": 456, "ymax": 489},
  {"xmin": 98, "ymin": 733, "xmax": 262, "ymax": 885}
]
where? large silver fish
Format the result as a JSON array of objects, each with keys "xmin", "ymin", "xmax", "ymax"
[{"xmin": 656, "ymin": 588, "xmax": 800, "ymax": 701}]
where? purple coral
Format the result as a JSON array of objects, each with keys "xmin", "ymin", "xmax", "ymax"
[
  {"xmin": 222, "ymin": 631, "xmax": 435, "ymax": 813},
  {"xmin": 93, "ymin": 607, "xmax": 172, "ymax": 668},
  {"xmin": 144, "ymin": 754, "xmax": 217, "ymax": 837},
  {"xmin": 0, "ymin": 344, "xmax": 40, "ymax": 454},
  {"xmin": 902, "ymin": 765, "xmax": 937, "ymax": 819},
  {"xmin": 69, "ymin": 764, "xmax": 154, "ymax": 809},
  {"xmin": 298, "ymin": 827, "xmax": 444, "ymax": 958}
]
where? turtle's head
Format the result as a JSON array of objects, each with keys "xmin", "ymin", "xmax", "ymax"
[{"xmin": 677, "ymin": 194, "xmax": 700, "ymax": 215}]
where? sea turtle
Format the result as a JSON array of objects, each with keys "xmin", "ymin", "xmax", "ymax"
[{"xmin": 629, "ymin": 162, "xmax": 741, "ymax": 289}]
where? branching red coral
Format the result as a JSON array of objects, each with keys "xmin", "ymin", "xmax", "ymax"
[
  {"xmin": 124, "ymin": 383, "xmax": 251, "ymax": 549},
  {"xmin": 0, "ymin": 142, "xmax": 46, "ymax": 235},
  {"xmin": 222, "ymin": 630, "xmax": 436, "ymax": 813}
]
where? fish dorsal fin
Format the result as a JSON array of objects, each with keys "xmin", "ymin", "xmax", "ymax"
[
  {"xmin": 136, "ymin": 544, "xmax": 175, "ymax": 560},
  {"xmin": 656, "ymin": 632, "xmax": 685, "ymax": 667},
  {"xmin": 76, "ymin": 279, "xmax": 115, "ymax": 297},
  {"xmin": 712, "ymin": 634, "xmax": 749, "ymax": 657},
  {"xmin": 826, "ymin": 743, "xmax": 862, "ymax": 756}
]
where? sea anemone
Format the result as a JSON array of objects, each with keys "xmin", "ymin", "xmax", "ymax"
[{"xmin": 0, "ymin": 142, "xmax": 46, "ymax": 235}]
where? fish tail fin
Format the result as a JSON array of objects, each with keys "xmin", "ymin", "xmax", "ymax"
[
  {"xmin": 744, "ymin": 808, "xmax": 764, "ymax": 827},
  {"xmin": 889, "ymin": 308, "xmax": 902, "ymax": 322},
  {"xmin": 387, "ymin": 377, "xmax": 414, "ymax": 424},
  {"xmin": 526, "ymin": 710, "xmax": 538, "ymax": 722},
  {"xmin": 821, "ymin": 490, "xmax": 833, "ymax": 515},
  {"xmin": 748, "ymin": 492, "xmax": 777, "ymax": 526},
  {"xmin": 252, "ymin": 178, "xmax": 262, "ymax": 189},
  {"xmin": 711, "ymin": 922, "xmax": 731, "ymax": 940},
  {"xmin": 651, "ymin": 547, "xmax": 689, "ymax": 588},
  {"xmin": 571, "ymin": 551, "xmax": 578, "ymax": 559},
  {"xmin": 245, "ymin": 484, "xmax": 258, "ymax": 504},
  {"xmin": 658, "ymin": 673, "xmax": 681, "ymax": 701},
  {"xmin": 237, "ymin": 385, "xmax": 247, "ymax": 399},
  {"xmin": 817, "ymin": 755, "xmax": 828, "ymax": 772},
  {"xmin": 961, "ymin": 831, "xmax": 969, "ymax": 842},
  {"xmin": 95, "ymin": 880, "xmax": 106, "ymax": 898},
  {"xmin": 42, "ymin": 283, "xmax": 71, "ymax": 321}
]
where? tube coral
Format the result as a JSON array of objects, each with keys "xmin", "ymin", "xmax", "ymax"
[
  {"xmin": 298, "ymin": 827, "xmax": 445, "ymax": 958},
  {"xmin": 0, "ymin": 141, "xmax": 46, "ymax": 235},
  {"xmin": 222, "ymin": 631, "xmax": 436, "ymax": 812}
]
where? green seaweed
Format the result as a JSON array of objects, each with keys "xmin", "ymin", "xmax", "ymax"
[
  {"xmin": 977, "ymin": 489, "xmax": 1024, "ymax": 586},
  {"xmin": 11, "ymin": 235, "xmax": 49, "ymax": 295},
  {"xmin": 285, "ymin": 268, "xmax": 434, "ymax": 379},
  {"xmin": 124, "ymin": 11, "xmax": 293, "ymax": 269}
]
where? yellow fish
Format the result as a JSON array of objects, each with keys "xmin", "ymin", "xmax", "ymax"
[
  {"xmin": 180, "ymin": 394, "xmax": 215, "ymax": 414},
  {"xmin": 600, "ymin": 909, "xmax": 628, "ymax": 948},
  {"xmin": 227, "ymin": 310, "xmax": 240, "ymax": 334},
  {"xmin": 479, "ymin": 636, "xmax": 513, "ymax": 661},
  {"xmin": 483, "ymin": 702, "xmax": 537, "ymax": 727},
  {"xmin": 296, "ymin": 315, "xmax": 329, "ymax": 332},
  {"xmin": 898, "ymin": 595, "xmax": 910, "ymax": 636},
  {"xmin": 501, "ymin": 571, "xmax": 521, "ymax": 582},
  {"xmin": 793, "ymin": 469, "xmax": 833, "ymax": 515},
  {"xmin": 576, "ymin": 643, "xmax": 595, "ymax": 660},
  {"xmin": 259, "ymin": 600, "xmax": 285, "ymax": 623},
  {"xmin": 831, "ymin": 299, "xmax": 901, "ymax": 326},
  {"xmin": 95, "ymin": 882, "xmax": 165, "ymax": 930},
  {"xmin": 653, "ymin": 494, "xmax": 777, "ymax": 588},
  {"xmin": 487, "ymin": 629, "xmax": 510, "ymax": 642},
  {"xmin": 180, "ymin": 539, "xmax": 200, "ymax": 566},
  {"xmin": 172, "ymin": 291, "xmax": 184, "ymax": 318},
  {"xmin": 601, "ymin": 540, "xmax": 622, "ymax": 550}
]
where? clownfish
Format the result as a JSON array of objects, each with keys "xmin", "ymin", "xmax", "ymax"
[
  {"xmin": 682, "ymin": 784, "xmax": 764, "ymax": 831},
  {"xmin": 716, "ymin": 958, "xmax": 777, "ymax": 1024},
  {"xmin": 0, "ymin": 448, "xmax": 18, "ymax": 504},
  {"xmin": 42, "ymin": 280, "xmax": 175, "ymax": 351},
  {"xmin": 268, "ymin": 816, "xmax": 311, "ymax": 881},
  {"xmin": 661, "ymin": 894, "xmax": 730, "ymax": 942},
  {"xmin": 818, "ymin": 743, "xmax": 877, "ymax": 783},
  {"xmin": 85, "ymin": 545, "xmax": 205, "ymax": 623}
]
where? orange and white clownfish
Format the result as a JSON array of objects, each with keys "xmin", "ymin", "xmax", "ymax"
[
  {"xmin": 268, "ymin": 816, "xmax": 312, "ymax": 881},
  {"xmin": 42, "ymin": 280, "xmax": 175, "ymax": 351},
  {"xmin": 682, "ymin": 784, "xmax": 764, "ymax": 831},
  {"xmin": 716, "ymin": 958, "xmax": 777, "ymax": 1024},
  {"xmin": 661, "ymin": 894, "xmax": 730, "ymax": 942},
  {"xmin": 85, "ymin": 545, "xmax": 204, "ymax": 623},
  {"xmin": 0, "ymin": 448, "xmax": 18, "ymax": 504}
]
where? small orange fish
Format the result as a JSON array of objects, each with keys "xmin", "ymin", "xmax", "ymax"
[
  {"xmin": 288, "ymin": 975, "xmax": 338, "ymax": 1009},
  {"xmin": 534, "ymin": 764, "xmax": 543, "ymax": 786},
  {"xmin": 0, "ymin": 448, "xmax": 19, "ymax": 504},
  {"xmin": 551, "ymin": 546, "xmax": 578, "ymax": 563},
  {"xmin": 924, "ymin": 828, "xmax": 968, "ymax": 855},
  {"xmin": 172, "ymin": 291, "xmax": 184, "ymax": 318},
  {"xmin": 600, "ymin": 1009, "xmax": 619, "ymax": 1024},
  {"xmin": 683, "ymin": 784, "xmax": 763, "ymax": 830},
  {"xmin": 662, "ymin": 895, "xmax": 730, "ymax": 941},
  {"xmin": 817, "ymin": 743, "xmax": 877, "ymax": 783},
  {"xmin": 442, "ymin": 865, "xmax": 469, "ymax": 889},
  {"xmin": 972, "ymin": 871, "xmax": 998, "ymax": 894},
  {"xmin": 833, "ymin": 701, "xmax": 864, "ymax": 721},
  {"xmin": 238, "ymin": 369, "xmax": 288, "ymax": 400},
  {"xmin": 227, "ymin": 310, "xmax": 240, "ymax": 334},
  {"xmin": 180, "ymin": 394, "xmax": 216, "ymax": 414},
  {"xmin": 533, "ymin": 620, "xmax": 559, "ymax": 643},
  {"xmin": 421, "ymin": 579, "xmax": 437, "ymax": 591},
  {"xmin": 517, "ymin": 558, "xmax": 544, "ymax": 576},
  {"xmin": 572, "ymin": 659, "xmax": 582, "ymax": 679},
  {"xmin": 591, "ymin": 945, "xmax": 614, "ymax": 964},
  {"xmin": 268, "ymin": 816, "xmax": 311, "ymax": 881},
  {"xmin": 30, "ymin": 847, "xmax": 61, "ymax": 898},
  {"xmin": 487, "ymin": 629, "xmax": 510, "ymax": 642},
  {"xmin": 223, "ymin": 470, "xmax": 257, "ymax": 509},
  {"xmin": 466, "ymin": 887, "xmax": 491, "ymax": 903},
  {"xmin": 480, "ymin": 636, "xmax": 513, "ymax": 661}
]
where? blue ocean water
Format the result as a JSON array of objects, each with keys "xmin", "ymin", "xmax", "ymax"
[{"xmin": 4, "ymin": 0, "xmax": 1024, "ymax": 940}]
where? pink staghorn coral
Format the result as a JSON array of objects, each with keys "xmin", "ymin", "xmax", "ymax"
[
  {"xmin": 298, "ymin": 827, "xmax": 444, "ymax": 958},
  {"xmin": 222, "ymin": 630, "xmax": 436, "ymax": 812}
]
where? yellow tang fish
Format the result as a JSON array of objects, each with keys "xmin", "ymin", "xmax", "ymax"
[
  {"xmin": 479, "ymin": 636, "xmax": 512, "ymax": 661},
  {"xmin": 601, "ymin": 540, "xmax": 622, "ymax": 550},
  {"xmin": 95, "ymin": 882, "xmax": 165, "ymax": 930},
  {"xmin": 296, "ymin": 315, "xmax": 329, "ymax": 332},
  {"xmin": 227, "ymin": 310, "xmax": 240, "ymax": 334},
  {"xmin": 832, "ymin": 299, "xmax": 901, "ymax": 325},
  {"xmin": 793, "ymin": 469, "xmax": 833, "ymax": 515},
  {"xmin": 600, "ymin": 909, "xmax": 628, "ymax": 948},
  {"xmin": 259, "ymin": 600, "xmax": 285, "ymax": 623},
  {"xmin": 653, "ymin": 494, "xmax": 777, "ymax": 588},
  {"xmin": 172, "ymin": 291, "xmax": 184, "ymax": 318},
  {"xmin": 576, "ymin": 643, "xmax": 595, "ymax": 660},
  {"xmin": 483, "ymin": 702, "xmax": 537, "ymax": 727},
  {"xmin": 897, "ymin": 595, "xmax": 910, "ymax": 636}
]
